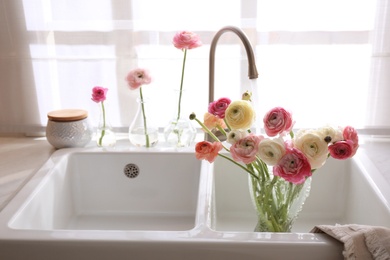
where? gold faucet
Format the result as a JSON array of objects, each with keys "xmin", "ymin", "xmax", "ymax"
[{"xmin": 208, "ymin": 26, "xmax": 259, "ymax": 103}]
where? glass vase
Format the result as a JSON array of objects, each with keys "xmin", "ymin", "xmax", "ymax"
[
  {"xmin": 249, "ymin": 170, "xmax": 312, "ymax": 232},
  {"xmin": 128, "ymin": 98, "xmax": 159, "ymax": 147},
  {"xmin": 96, "ymin": 103, "xmax": 116, "ymax": 147},
  {"xmin": 163, "ymin": 117, "xmax": 196, "ymax": 147},
  {"xmin": 163, "ymin": 88, "xmax": 196, "ymax": 147}
]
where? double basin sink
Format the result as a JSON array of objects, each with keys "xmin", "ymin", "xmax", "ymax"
[{"xmin": 0, "ymin": 143, "xmax": 389, "ymax": 259}]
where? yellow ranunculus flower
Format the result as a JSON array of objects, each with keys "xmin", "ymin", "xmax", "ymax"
[{"xmin": 225, "ymin": 100, "xmax": 255, "ymax": 130}]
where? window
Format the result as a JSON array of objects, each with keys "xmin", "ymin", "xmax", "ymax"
[{"xmin": 0, "ymin": 0, "xmax": 386, "ymax": 135}]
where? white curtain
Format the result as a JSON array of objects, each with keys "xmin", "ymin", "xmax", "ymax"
[
  {"xmin": 0, "ymin": 0, "xmax": 387, "ymax": 135},
  {"xmin": 366, "ymin": 0, "xmax": 390, "ymax": 128}
]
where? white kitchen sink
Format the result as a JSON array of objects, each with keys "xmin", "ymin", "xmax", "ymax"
[
  {"xmin": 9, "ymin": 150, "xmax": 201, "ymax": 231},
  {"xmin": 0, "ymin": 143, "xmax": 389, "ymax": 260},
  {"xmin": 210, "ymin": 151, "xmax": 390, "ymax": 232}
]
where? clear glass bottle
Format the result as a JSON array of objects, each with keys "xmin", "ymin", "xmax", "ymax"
[
  {"xmin": 163, "ymin": 89, "xmax": 196, "ymax": 147},
  {"xmin": 164, "ymin": 117, "xmax": 196, "ymax": 147},
  {"xmin": 128, "ymin": 98, "xmax": 159, "ymax": 147},
  {"xmin": 96, "ymin": 102, "xmax": 116, "ymax": 147}
]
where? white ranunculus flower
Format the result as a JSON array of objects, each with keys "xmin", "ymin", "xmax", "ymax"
[
  {"xmin": 227, "ymin": 129, "xmax": 249, "ymax": 144},
  {"xmin": 293, "ymin": 130, "xmax": 329, "ymax": 169},
  {"xmin": 257, "ymin": 137, "xmax": 286, "ymax": 166},
  {"xmin": 317, "ymin": 125, "xmax": 343, "ymax": 144}
]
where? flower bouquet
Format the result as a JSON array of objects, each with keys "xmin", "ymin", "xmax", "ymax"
[{"xmin": 190, "ymin": 92, "xmax": 359, "ymax": 232}]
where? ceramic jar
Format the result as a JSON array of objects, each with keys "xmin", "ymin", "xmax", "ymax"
[{"xmin": 46, "ymin": 109, "xmax": 92, "ymax": 149}]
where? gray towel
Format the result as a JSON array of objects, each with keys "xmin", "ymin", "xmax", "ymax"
[{"xmin": 311, "ymin": 224, "xmax": 390, "ymax": 260}]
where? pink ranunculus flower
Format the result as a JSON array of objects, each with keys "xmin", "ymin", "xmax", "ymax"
[
  {"xmin": 208, "ymin": 97, "xmax": 231, "ymax": 119},
  {"xmin": 263, "ymin": 107, "xmax": 293, "ymax": 137},
  {"xmin": 195, "ymin": 141, "xmax": 223, "ymax": 163},
  {"xmin": 173, "ymin": 31, "xmax": 202, "ymax": 50},
  {"xmin": 125, "ymin": 68, "xmax": 152, "ymax": 90},
  {"xmin": 91, "ymin": 86, "xmax": 108, "ymax": 103},
  {"xmin": 230, "ymin": 135, "xmax": 263, "ymax": 164},
  {"xmin": 342, "ymin": 126, "xmax": 359, "ymax": 156},
  {"xmin": 203, "ymin": 112, "xmax": 226, "ymax": 130},
  {"xmin": 273, "ymin": 148, "xmax": 312, "ymax": 184},
  {"xmin": 328, "ymin": 140, "xmax": 354, "ymax": 160}
]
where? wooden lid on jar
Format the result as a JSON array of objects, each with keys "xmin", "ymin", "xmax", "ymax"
[{"xmin": 47, "ymin": 109, "xmax": 88, "ymax": 122}]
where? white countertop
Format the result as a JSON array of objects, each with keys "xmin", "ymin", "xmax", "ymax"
[
  {"xmin": 1, "ymin": 135, "xmax": 390, "ymax": 212},
  {"xmin": 0, "ymin": 136, "xmax": 54, "ymax": 211}
]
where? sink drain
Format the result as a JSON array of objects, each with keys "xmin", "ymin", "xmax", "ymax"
[{"xmin": 123, "ymin": 163, "xmax": 140, "ymax": 178}]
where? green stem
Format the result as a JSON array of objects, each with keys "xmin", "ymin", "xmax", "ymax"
[
  {"xmin": 139, "ymin": 87, "xmax": 150, "ymax": 147},
  {"xmin": 218, "ymin": 153, "xmax": 259, "ymax": 181},
  {"xmin": 216, "ymin": 125, "xmax": 227, "ymax": 137},
  {"xmin": 176, "ymin": 49, "xmax": 187, "ymax": 121},
  {"xmin": 193, "ymin": 117, "xmax": 230, "ymax": 151},
  {"xmin": 98, "ymin": 101, "xmax": 106, "ymax": 146},
  {"xmin": 223, "ymin": 118, "xmax": 231, "ymax": 131}
]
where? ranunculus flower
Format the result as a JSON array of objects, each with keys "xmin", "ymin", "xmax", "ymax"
[
  {"xmin": 257, "ymin": 137, "xmax": 286, "ymax": 166},
  {"xmin": 203, "ymin": 112, "xmax": 226, "ymax": 130},
  {"xmin": 195, "ymin": 141, "xmax": 223, "ymax": 163},
  {"xmin": 173, "ymin": 31, "xmax": 202, "ymax": 50},
  {"xmin": 227, "ymin": 129, "xmax": 249, "ymax": 144},
  {"xmin": 273, "ymin": 148, "xmax": 312, "ymax": 184},
  {"xmin": 208, "ymin": 97, "xmax": 231, "ymax": 119},
  {"xmin": 263, "ymin": 107, "xmax": 293, "ymax": 137},
  {"xmin": 293, "ymin": 129, "xmax": 329, "ymax": 169},
  {"xmin": 317, "ymin": 126, "xmax": 343, "ymax": 144},
  {"xmin": 171, "ymin": 31, "xmax": 202, "ymax": 122},
  {"xmin": 328, "ymin": 140, "xmax": 354, "ymax": 160},
  {"xmin": 91, "ymin": 86, "xmax": 112, "ymax": 147},
  {"xmin": 125, "ymin": 68, "xmax": 152, "ymax": 90},
  {"xmin": 343, "ymin": 126, "xmax": 359, "ymax": 156},
  {"xmin": 230, "ymin": 135, "xmax": 262, "ymax": 164},
  {"xmin": 91, "ymin": 86, "xmax": 108, "ymax": 103},
  {"xmin": 225, "ymin": 100, "xmax": 255, "ymax": 130}
]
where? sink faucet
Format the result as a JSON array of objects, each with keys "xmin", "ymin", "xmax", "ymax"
[
  {"xmin": 206, "ymin": 26, "xmax": 259, "ymax": 141},
  {"xmin": 209, "ymin": 26, "xmax": 259, "ymax": 103}
]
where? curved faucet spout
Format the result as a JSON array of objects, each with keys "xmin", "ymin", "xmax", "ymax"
[{"xmin": 209, "ymin": 26, "xmax": 259, "ymax": 103}]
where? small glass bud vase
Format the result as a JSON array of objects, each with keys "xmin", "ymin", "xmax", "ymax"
[
  {"xmin": 163, "ymin": 89, "xmax": 196, "ymax": 147},
  {"xmin": 164, "ymin": 117, "xmax": 196, "ymax": 147},
  {"xmin": 129, "ymin": 98, "xmax": 159, "ymax": 147},
  {"xmin": 96, "ymin": 103, "xmax": 116, "ymax": 147}
]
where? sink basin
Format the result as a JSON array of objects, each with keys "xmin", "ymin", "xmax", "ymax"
[
  {"xmin": 210, "ymin": 151, "xmax": 390, "ymax": 232},
  {"xmin": 0, "ymin": 143, "xmax": 389, "ymax": 260},
  {"xmin": 9, "ymin": 150, "xmax": 201, "ymax": 231}
]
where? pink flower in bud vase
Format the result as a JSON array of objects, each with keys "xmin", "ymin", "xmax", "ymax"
[
  {"xmin": 125, "ymin": 68, "xmax": 153, "ymax": 147},
  {"xmin": 230, "ymin": 135, "xmax": 263, "ymax": 164},
  {"xmin": 91, "ymin": 86, "xmax": 108, "ymax": 103},
  {"xmin": 195, "ymin": 141, "xmax": 223, "ymax": 163},
  {"xmin": 263, "ymin": 107, "xmax": 293, "ymax": 137},
  {"xmin": 208, "ymin": 97, "xmax": 231, "ymax": 119},
  {"xmin": 273, "ymin": 148, "xmax": 312, "ymax": 184},
  {"xmin": 171, "ymin": 31, "xmax": 202, "ymax": 122},
  {"xmin": 91, "ymin": 86, "xmax": 109, "ymax": 146},
  {"xmin": 173, "ymin": 31, "xmax": 202, "ymax": 50}
]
